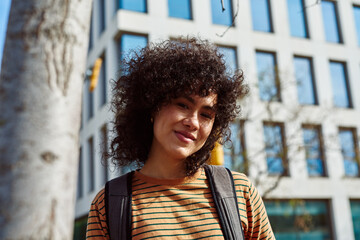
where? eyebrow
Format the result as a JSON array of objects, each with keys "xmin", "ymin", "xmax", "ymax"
[
  {"xmin": 183, "ymin": 96, "xmax": 216, "ymax": 111},
  {"xmin": 184, "ymin": 96, "xmax": 195, "ymax": 104}
]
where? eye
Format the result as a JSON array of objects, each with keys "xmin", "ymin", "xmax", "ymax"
[
  {"xmin": 177, "ymin": 102, "xmax": 188, "ymax": 109},
  {"xmin": 201, "ymin": 113, "xmax": 213, "ymax": 120}
]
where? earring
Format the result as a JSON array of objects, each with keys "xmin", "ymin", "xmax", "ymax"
[{"xmin": 150, "ymin": 117, "xmax": 153, "ymax": 123}]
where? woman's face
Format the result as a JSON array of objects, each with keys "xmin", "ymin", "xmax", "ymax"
[{"xmin": 151, "ymin": 93, "xmax": 217, "ymax": 162}]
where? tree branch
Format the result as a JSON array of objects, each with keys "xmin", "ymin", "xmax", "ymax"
[{"xmin": 216, "ymin": 0, "xmax": 239, "ymax": 37}]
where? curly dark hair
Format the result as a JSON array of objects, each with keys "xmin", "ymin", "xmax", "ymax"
[{"xmin": 108, "ymin": 37, "xmax": 248, "ymax": 176}]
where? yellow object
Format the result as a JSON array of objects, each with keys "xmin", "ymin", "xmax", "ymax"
[
  {"xmin": 89, "ymin": 58, "xmax": 103, "ymax": 92},
  {"xmin": 210, "ymin": 141, "xmax": 224, "ymax": 165}
]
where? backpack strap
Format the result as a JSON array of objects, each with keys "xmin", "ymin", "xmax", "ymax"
[
  {"xmin": 204, "ymin": 165, "xmax": 245, "ymax": 240},
  {"xmin": 105, "ymin": 171, "xmax": 134, "ymax": 240}
]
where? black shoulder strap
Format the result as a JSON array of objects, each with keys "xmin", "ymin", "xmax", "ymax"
[
  {"xmin": 204, "ymin": 165, "xmax": 245, "ymax": 240},
  {"xmin": 105, "ymin": 171, "xmax": 134, "ymax": 240}
]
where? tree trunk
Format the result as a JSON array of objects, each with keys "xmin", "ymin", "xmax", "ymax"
[{"xmin": 0, "ymin": 0, "xmax": 92, "ymax": 238}]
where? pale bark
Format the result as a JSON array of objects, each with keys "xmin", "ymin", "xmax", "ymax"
[{"xmin": 0, "ymin": 0, "xmax": 92, "ymax": 239}]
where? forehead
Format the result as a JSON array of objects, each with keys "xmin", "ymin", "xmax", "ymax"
[{"xmin": 182, "ymin": 93, "xmax": 217, "ymax": 107}]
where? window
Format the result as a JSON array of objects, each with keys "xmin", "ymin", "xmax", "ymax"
[
  {"xmin": 294, "ymin": 56, "xmax": 317, "ymax": 104},
  {"xmin": 119, "ymin": 34, "xmax": 148, "ymax": 63},
  {"xmin": 88, "ymin": 13, "xmax": 93, "ymax": 51},
  {"xmin": 302, "ymin": 126, "xmax": 326, "ymax": 177},
  {"xmin": 354, "ymin": 6, "xmax": 360, "ymax": 46},
  {"xmin": 99, "ymin": 54, "xmax": 107, "ymax": 107},
  {"xmin": 87, "ymin": 80, "xmax": 94, "ymax": 120},
  {"xmin": 256, "ymin": 51, "xmax": 280, "ymax": 101},
  {"xmin": 100, "ymin": 124, "xmax": 109, "ymax": 183},
  {"xmin": 88, "ymin": 137, "xmax": 95, "ymax": 192},
  {"xmin": 98, "ymin": 0, "xmax": 106, "ymax": 35},
  {"xmin": 218, "ymin": 46, "xmax": 238, "ymax": 74},
  {"xmin": 117, "ymin": 0, "xmax": 146, "ymax": 13},
  {"xmin": 287, "ymin": 0, "xmax": 309, "ymax": 38},
  {"xmin": 224, "ymin": 121, "xmax": 247, "ymax": 174},
  {"xmin": 211, "ymin": 0, "xmax": 233, "ymax": 26},
  {"xmin": 251, "ymin": 0, "xmax": 273, "ymax": 32},
  {"xmin": 351, "ymin": 200, "xmax": 360, "ymax": 239},
  {"xmin": 0, "ymin": 0, "xmax": 11, "ymax": 71},
  {"xmin": 264, "ymin": 200, "xmax": 333, "ymax": 239},
  {"xmin": 80, "ymin": 103, "xmax": 83, "ymax": 130},
  {"xmin": 321, "ymin": 0, "xmax": 342, "ymax": 43},
  {"xmin": 339, "ymin": 128, "xmax": 359, "ymax": 177},
  {"xmin": 77, "ymin": 147, "xmax": 83, "ymax": 199},
  {"xmin": 329, "ymin": 61, "xmax": 352, "ymax": 108},
  {"xmin": 263, "ymin": 123, "xmax": 287, "ymax": 175},
  {"xmin": 168, "ymin": 0, "xmax": 192, "ymax": 20}
]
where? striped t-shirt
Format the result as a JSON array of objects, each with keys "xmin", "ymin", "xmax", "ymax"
[{"xmin": 86, "ymin": 168, "xmax": 274, "ymax": 239}]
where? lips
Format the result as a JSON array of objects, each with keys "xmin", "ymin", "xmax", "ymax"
[{"xmin": 175, "ymin": 130, "xmax": 196, "ymax": 143}]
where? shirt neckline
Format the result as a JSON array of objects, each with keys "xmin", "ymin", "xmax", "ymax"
[{"xmin": 134, "ymin": 168, "xmax": 203, "ymax": 186}]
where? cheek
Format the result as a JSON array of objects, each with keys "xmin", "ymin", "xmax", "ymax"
[
  {"xmin": 201, "ymin": 122, "xmax": 215, "ymax": 140},
  {"xmin": 153, "ymin": 116, "xmax": 166, "ymax": 138}
]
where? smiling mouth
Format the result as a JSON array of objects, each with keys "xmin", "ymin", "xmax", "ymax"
[{"xmin": 175, "ymin": 131, "xmax": 196, "ymax": 143}]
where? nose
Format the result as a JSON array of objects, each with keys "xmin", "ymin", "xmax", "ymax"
[{"xmin": 183, "ymin": 114, "xmax": 199, "ymax": 130}]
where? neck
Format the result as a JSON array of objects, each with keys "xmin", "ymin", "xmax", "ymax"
[{"xmin": 141, "ymin": 153, "xmax": 187, "ymax": 179}]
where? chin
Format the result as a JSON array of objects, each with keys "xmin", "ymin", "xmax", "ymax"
[
  {"xmin": 173, "ymin": 152, "xmax": 192, "ymax": 161},
  {"xmin": 170, "ymin": 148, "xmax": 195, "ymax": 160}
]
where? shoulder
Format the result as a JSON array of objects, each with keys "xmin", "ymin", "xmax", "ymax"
[
  {"xmin": 230, "ymin": 171, "xmax": 251, "ymax": 188},
  {"xmin": 88, "ymin": 188, "xmax": 107, "ymax": 228},
  {"xmin": 230, "ymin": 171, "xmax": 248, "ymax": 180},
  {"xmin": 92, "ymin": 188, "xmax": 105, "ymax": 205},
  {"xmin": 230, "ymin": 171, "xmax": 258, "ymax": 201},
  {"xmin": 90, "ymin": 188, "xmax": 106, "ymax": 215},
  {"xmin": 87, "ymin": 188, "xmax": 109, "ymax": 239}
]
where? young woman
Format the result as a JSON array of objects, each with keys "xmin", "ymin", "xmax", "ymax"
[{"xmin": 86, "ymin": 37, "xmax": 275, "ymax": 239}]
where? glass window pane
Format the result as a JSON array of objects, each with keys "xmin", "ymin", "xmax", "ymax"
[
  {"xmin": 119, "ymin": 34, "xmax": 148, "ymax": 62},
  {"xmin": 265, "ymin": 200, "xmax": 332, "ymax": 239},
  {"xmin": 168, "ymin": 0, "xmax": 192, "ymax": 19},
  {"xmin": 354, "ymin": 6, "xmax": 360, "ymax": 46},
  {"xmin": 287, "ymin": 0, "xmax": 308, "ymax": 38},
  {"xmin": 99, "ymin": 55, "xmax": 107, "ymax": 107},
  {"xmin": 218, "ymin": 46, "xmax": 237, "ymax": 74},
  {"xmin": 294, "ymin": 57, "xmax": 316, "ymax": 104},
  {"xmin": 321, "ymin": 0, "xmax": 342, "ymax": 43},
  {"xmin": 87, "ymin": 80, "xmax": 94, "ymax": 120},
  {"xmin": 224, "ymin": 122, "xmax": 247, "ymax": 173},
  {"xmin": 329, "ymin": 61, "xmax": 351, "ymax": 108},
  {"xmin": 339, "ymin": 129, "xmax": 359, "ymax": 177},
  {"xmin": 119, "ymin": 0, "xmax": 146, "ymax": 13},
  {"xmin": 251, "ymin": 0, "xmax": 273, "ymax": 32},
  {"xmin": 88, "ymin": 14, "xmax": 93, "ymax": 51},
  {"xmin": 303, "ymin": 127, "xmax": 325, "ymax": 177},
  {"xmin": 88, "ymin": 137, "xmax": 95, "ymax": 192},
  {"xmin": 80, "ymin": 100, "xmax": 83, "ymax": 130},
  {"xmin": 0, "ymin": 0, "xmax": 11, "ymax": 71},
  {"xmin": 264, "ymin": 124, "xmax": 286, "ymax": 175},
  {"xmin": 77, "ymin": 147, "xmax": 83, "ymax": 199},
  {"xmin": 256, "ymin": 51, "xmax": 279, "ymax": 101},
  {"xmin": 211, "ymin": 0, "xmax": 233, "ymax": 26},
  {"xmin": 99, "ymin": 0, "xmax": 106, "ymax": 34},
  {"xmin": 350, "ymin": 200, "xmax": 360, "ymax": 239}
]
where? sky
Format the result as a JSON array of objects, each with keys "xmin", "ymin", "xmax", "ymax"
[{"xmin": 0, "ymin": 0, "xmax": 12, "ymax": 71}]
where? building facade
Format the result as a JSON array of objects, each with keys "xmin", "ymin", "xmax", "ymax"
[{"xmin": 75, "ymin": 0, "xmax": 360, "ymax": 239}]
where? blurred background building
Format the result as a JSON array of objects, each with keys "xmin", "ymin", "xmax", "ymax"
[{"xmin": 75, "ymin": 0, "xmax": 360, "ymax": 239}]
